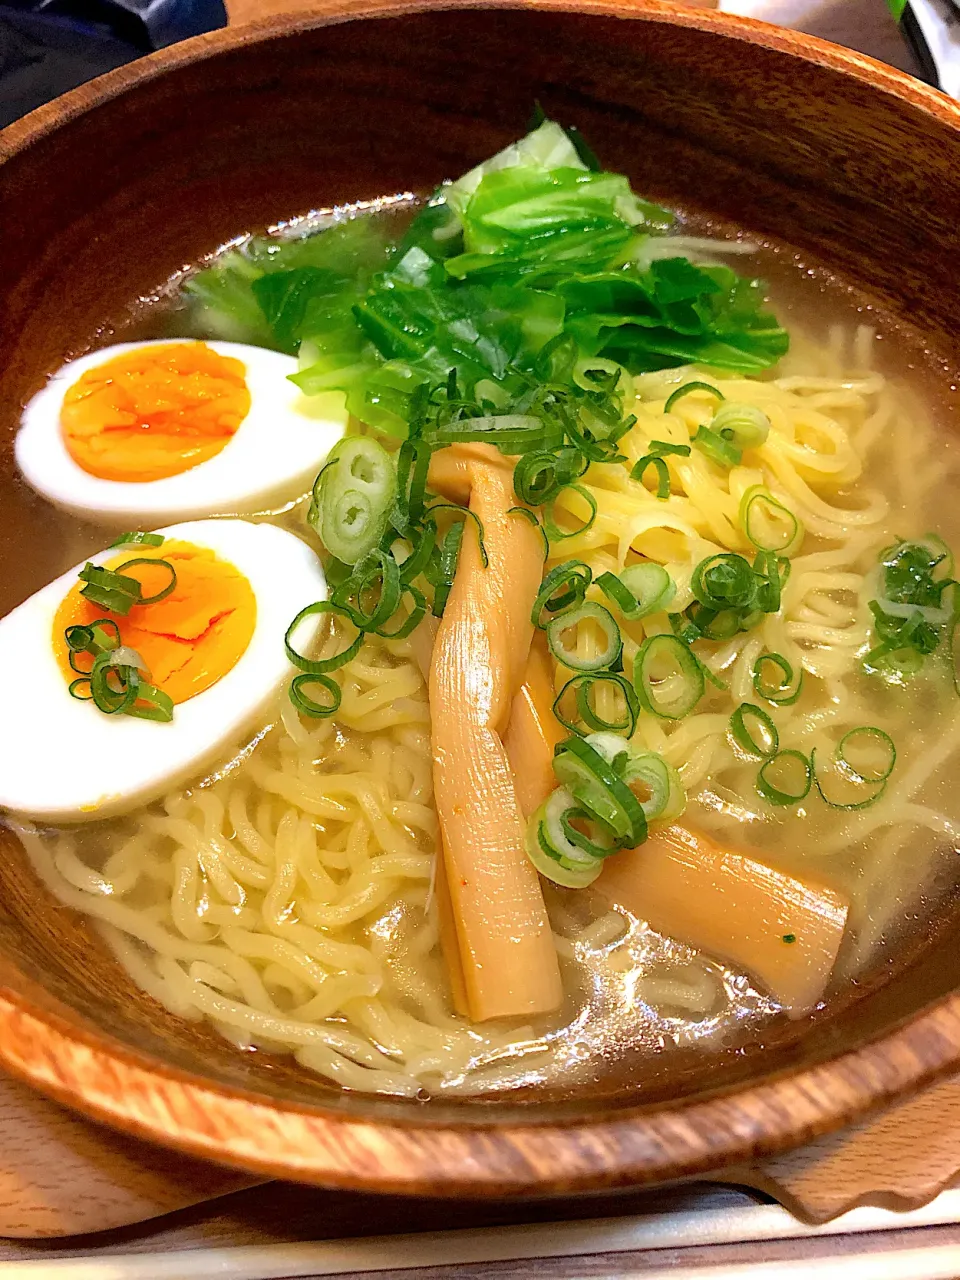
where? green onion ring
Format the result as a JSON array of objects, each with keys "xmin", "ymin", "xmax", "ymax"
[
  {"xmin": 752, "ymin": 652, "xmax": 804, "ymax": 705},
  {"xmin": 543, "ymin": 484, "xmax": 598, "ymax": 542},
  {"xmin": 514, "ymin": 450, "xmax": 564, "ymax": 505},
  {"xmin": 531, "ymin": 561, "xmax": 593, "ymax": 627},
  {"xmin": 285, "ymin": 601, "xmax": 364, "ymax": 674},
  {"xmin": 546, "ymin": 601, "xmax": 622, "ymax": 672},
  {"xmin": 631, "ymin": 454, "xmax": 671, "ymax": 500},
  {"xmin": 693, "ymin": 425, "xmax": 742, "ymax": 468},
  {"xmin": 835, "ymin": 726, "xmax": 896, "ymax": 784},
  {"xmin": 426, "ymin": 503, "xmax": 488, "ymax": 569},
  {"xmin": 730, "ymin": 703, "xmax": 779, "ymax": 758},
  {"xmin": 126, "ymin": 683, "xmax": 174, "ymax": 722},
  {"xmin": 811, "ymin": 747, "xmax": 888, "ymax": 810},
  {"xmin": 377, "ymin": 584, "xmax": 428, "ymax": 640},
  {"xmin": 756, "ymin": 750, "xmax": 813, "ymax": 806},
  {"xmin": 553, "ymin": 736, "xmax": 647, "ymax": 847},
  {"xmin": 507, "ymin": 506, "xmax": 550, "ymax": 557},
  {"xmin": 711, "ymin": 402, "xmax": 770, "ymax": 450},
  {"xmin": 331, "ymin": 550, "xmax": 402, "ymax": 632},
  {"xmin": 634, "ymin": 633, "xmax": 705, "ymax": 720},
  {"xmin": 553, "ymin": 672, "xmax": 640, "ymax": 737},
  {"xmin": 740, "ymin": 485, "xmax": 802, "ymax": 554},
  {"xmin": 77, "ymin": 564, "xmax": 143, "ymax": 615},
  {"xmin": 90, "ymin": 655, "xmax": 140, "ymax": 715},
  {"xmin": 110, "ymin": 532, "xmax": 165, "ymax": 549},
  {"xmin": 290, "ymin": 673, "xmax": 342, "ymax": 718},
  {"xmin": 596, "ymin": 564, "xmax": 675, "ymax": 621},
  {"xmin": 664, "ymin": 381, "xmax": 726, "ymax": 414},
  {"xmin": 525, "ymin": 794, "xmax": 605, "ymax": 890},
  {"xmin": 692, "ymin": 552, "xmax": 757, "ymax": 612},
  {"xmin": 116, "ymin": 557, "xmax": 178, "ymax": 606}
]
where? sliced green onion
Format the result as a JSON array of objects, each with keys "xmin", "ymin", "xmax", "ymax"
[
  {"xmin": 553, "ymin": 736, "xmax": 647, "ymax": 846},
  {"xmin": 618, "ymin": 563, "xmax": 676, "ymax": 617},
  {"xmin": 393, "ymin": 437, "xmax": 432, "ymax": 533},
  {"xmin": 378, "ymin": 584, "xmax": 428, "ymax": 640},
  {"xmin": 65, "ymin": 618, "xmax": 120, "ymax": 673},
  {"xmin": 756, "ymin": 750, "xmax": 813, "ymax": 806},
  {"xmin": 664, "ymin": 381, "xmax": 725, "ymax": 414},
  {"xmin": 711, "ymin": 402, "xmax": 770, "ymax": 449},
  {"xmin": 514, "ymin": 449, "xmax": 565, "ymax": 505},
  {"xmin": 873, "ymin": 594, "xmax": 955, "ymax": 626},
  {"xmin": 546, "ymin": 602, "xmax": 622, "ymax": 672},
  {"xmin": 77, "ymin": 564, "xmax": 144, "ymax": 616},
  {"xmin": 730, "ymin": 703, "xmax": 779, "ymax": 758},
  {"xmin": 835, "ymin": 726, "xmax": 896, "ymax": 784},
  {"xmin": 331, "ymin": 549, "xmax": 402, "ymax": 633},
  {"xmin": 631, "ymin": 453, "xmax": 670, "ymax": 500},
  {"xmin": 740, "ymin": 486, "xmax": 803, "ymax": 554},
  {"xmin": 916, "ymin": 533, "xmax": 955, "ymax": 579},
  {"xmin": 507, "ymin": 506, "xmax": 550, "ymax": 557},
  {"xmin": 543, "ymin": 483, "xmax": 598, "ymax": 542},
  {"xmin": 526, "ymin": 790, "xmax": 605, "ymax": 889},
  {"xmin": 752, "ymin": 652, "xmax": 804, "ymax": 705},
  {"xmin": 116, "ymin": 557, "xmax": 177, "ymax": 606},
  {"xmin": 634, "ymin": 633, "xmax": 705, "ymax": 720},
  {"xmin": 427, "ymin": 520, "xmax": 465, "ymax": 618},
  {"xmin": 646, "ymin": 441, "xmax": 692, "ymax": 458},
  {"xmin": 587, "ymin": 734, "xmax": 686, "ymax": 825},
  {"xmin": 753, "ymin": 550, "xmax": 785, "ymax": 615},
  {"xmin": 285, "ymin": 601, "xmax": 364, "ymax": 674},
  {"xmin": 395, "ymin": 521, "xmax": 437, "ymax": 584},
  {"xmin": 426, "ymin": 503, "xmax": 488, "ymax": 569},
  {"xmin": 811, "ymin": 746, "xmax": 888, "ymax": 810},
  {"xmin": 290, "ymin": 673, "xmax": 342, "ymax": 718},
  {"xmin": 64, "ymin": 619, "xmax": 172, "ymax": 721},
  {"xmin": 109, "ymin": 532, "xmax": 165, "ymax": 548},
  {"xmin": 89, "ymin": 655, "xmax": 140, "ymax": 716},
  {"xmin": 685, "ymin": 603, "xmax": 741, "ymax": 641},
  {"xmin": 596, "ymin": 564, "xmax": 675, "ymax": 620},
  {"xmin": 531, "ymin": 561, "xmax": 593, "ymax": 627},
  {"xmin": 312, "ymin": 436, "xmax": 397, "ymax": 565},
  {"xmin": 692, "ymin": 553, "xmax": 757, "ymax": 612},
  {"xmin": 430, "ymin": 413, "xmax": 543, "ymax": 447},
  {"xmin": 553, "ymin": 672, "xmax": 639, "ymax": 736},
  {"xmin": 513, "ymin": 447, "xmax": 585, "ymax": 507},
  {"xmin": 126, "ymin": 683, "xmax": 174, "ymax": 723},
  {"xmin": 624, "ymin": 751, "xmax": 685, "ymax": 823},
  {"xmin": 693, "ymin": 425, "xmax": 742, "ymax": 468}
]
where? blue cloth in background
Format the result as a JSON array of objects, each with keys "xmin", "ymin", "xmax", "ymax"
[{"xmin": 0, "ymin": 0, "xmax": 226, "ymax": 128}]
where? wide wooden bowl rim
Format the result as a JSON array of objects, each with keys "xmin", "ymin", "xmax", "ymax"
[{"xmin": 3, "ymin": 0, "xmax": 960, "ymax": 1194}]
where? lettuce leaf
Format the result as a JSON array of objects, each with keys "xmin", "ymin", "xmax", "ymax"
[{"xmin": 182, "ymin": 118, "xmax": 788, "ymax": 435}]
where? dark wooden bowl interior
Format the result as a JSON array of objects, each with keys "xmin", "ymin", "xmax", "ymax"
[{"xmin": 2, "ymin": 1, "xmax": 960, "ymax": 1185}]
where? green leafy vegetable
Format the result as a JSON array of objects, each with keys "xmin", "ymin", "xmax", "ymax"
[{"xmin": 184, "ymin": 117, "xmax": 788, "ymax": 442}]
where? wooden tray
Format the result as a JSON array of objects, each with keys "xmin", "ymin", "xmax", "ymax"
[{"xmin": 2, "ymin": 1064, "xmax": 959, "ymax": 1238}]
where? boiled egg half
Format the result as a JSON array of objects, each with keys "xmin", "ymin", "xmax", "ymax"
[
  {"xmin": 15, "ymin": 339, "xmax": 346, "ymax": 527},
  {"xmin": 0, "ymin": 519, "xmax": 326, "ymax": 821}
]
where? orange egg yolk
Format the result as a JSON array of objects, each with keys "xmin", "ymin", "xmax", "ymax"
[
  {"xmin": 60, "ymin": 343, "xmax": 251, "ymax": 483},
  {"xmin": 53, "ymin": 541, "xmax": 257, "ymax": 705}
]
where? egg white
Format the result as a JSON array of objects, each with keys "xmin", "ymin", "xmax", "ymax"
[
  {"xmin": 0, "ymin": 519, "xmax": 326, "ymax": 822},
  {"xmin": 15, "ymin": 339, "xmax": 347, "ymax": 528}
]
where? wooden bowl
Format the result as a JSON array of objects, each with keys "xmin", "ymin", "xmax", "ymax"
[{"xmin": 2, "ymin": 0, "xmax": 960, "ymax": 1197}]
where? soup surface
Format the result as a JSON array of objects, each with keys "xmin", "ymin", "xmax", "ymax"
[{"xmin": 4, "ymin": 119, "xmax": 960, "ymax": 1099}]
